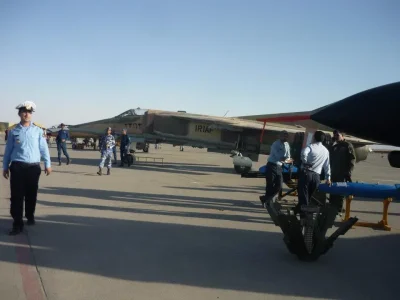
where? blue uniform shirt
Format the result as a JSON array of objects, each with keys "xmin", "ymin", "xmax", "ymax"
[
  {"xmin": 99, "ymin": 134, "xmax": 116, "ymax": 155},
  {"xmin": 301, "ymin": 142, "xmax": 331, "ymax": 180},
  {"xmin": 56, "ymin": 129, "xmax": 69, "ymax": 142},
  {"xmin": 3, "ymin": 122, "xmax": 51, "ymax": 169},
  {"xmin": 267, "ymin": 140, "xmax": 291, "ymax": 166}
]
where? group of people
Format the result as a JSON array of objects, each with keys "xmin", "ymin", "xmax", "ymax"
[
  {"xmin": 2, "ymin": 100, "xmax": 355, "ymax": 236},
  {"xmin": 261, "ymin": 129, "xmax": 355, "ymax": 216},
  {"xmin": 54, "ymin": 124, "xmax": 132, "ymax": 174},
  {"xmin": 2, "ymin": 101, "xmax": 133, "ymax": 235},
  {"xmin": 96, "ymin": 127, "xmax": 131, "ymax": 175}
]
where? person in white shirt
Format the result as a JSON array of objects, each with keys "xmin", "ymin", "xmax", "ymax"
[
  {"xmin": 260, "ymin": 130, "xmax": 293, "ymax": 206},
  {"xmin": 295, "ymin": 131, "xmax": 331, "ymax": 213}
]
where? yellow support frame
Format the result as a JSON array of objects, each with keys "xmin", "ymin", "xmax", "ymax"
[{"xmin": 342, "ymin": 195, "xmax": 393, "ymax": 231}]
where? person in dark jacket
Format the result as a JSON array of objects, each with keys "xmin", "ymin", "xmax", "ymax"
[
  {"xmin": 56, "ymin": 123, "xmax": 71, "ymax": 165},
  {"xmin": 119, "ymin": 128, "xmax": 131, "ymax": 166},
  {"xmin": 329, "ymin": 129, "xmax": 356, "ymax": 213}
]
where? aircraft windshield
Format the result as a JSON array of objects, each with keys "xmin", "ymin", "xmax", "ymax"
[{"xmin": 116, "ymin": 108, "xmax": 148, "ymax": 118}]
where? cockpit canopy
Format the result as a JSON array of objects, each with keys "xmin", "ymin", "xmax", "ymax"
[{"xmin": 115, "ymin": 108, "xmax": 148, "ymax": 118}]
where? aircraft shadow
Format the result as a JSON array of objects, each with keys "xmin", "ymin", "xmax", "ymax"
[
  {"xmin": 37, "ymin": 186, "xmax": 263, "ymax": 214},
  {"xmin": 0, "ymin": 215, "xmax": 398, "ymax": 299},
  {"xmin": 163, "ymin": 186, "xmax": 265, "ymax": 194},
  {"xmin": 37, "ymin": 200, "xmax": 270, "ymax": 225},
  {"xmin": 210, "ymin": 185, "xmax": 266, "ymax": 191},
  {"xmin": 352, "ymin": 209, "xmax": 400, "ymax": 217},
  {"xmin": 50, "ymin": 157, "xmax": 236, "ymax": 176}
]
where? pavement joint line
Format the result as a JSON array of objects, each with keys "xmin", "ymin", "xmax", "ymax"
[{"xmin": 2, "ymin": 179, "xmax": 47, "ymax": 300}]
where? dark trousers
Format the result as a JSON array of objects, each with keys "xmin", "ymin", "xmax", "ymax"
[
  {"xmin": 297, "ymin": 169, "xmax": 320, "ymax": 206},
  {"xmin": 9, "ymin": 162, "xmax": 41, "ymax": 228},
  {"xmin": 330, "ymin": 174, "xmax": 349, "ymax": 212},
  {"xmin": 265, "ymin": 162, "xmax": 283, "ymax": 200},
  {"xmin": 57, "ymin": 142, "xmax": 70, "ymax": 162},
  {"xmin": 113, "ymin": 147, "xmax": 117, "ymax": 161},
  {"xmin": 120, "ymin": 149, "xmax": 127, "ymax": 164}
]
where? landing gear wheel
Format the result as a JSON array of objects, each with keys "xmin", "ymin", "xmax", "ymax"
[{"xmin": 234, "ymin": 165, "xmax": 251, "ymax": 174}]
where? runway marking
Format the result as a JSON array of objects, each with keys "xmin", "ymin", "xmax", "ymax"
[
  {"xmin": 1, "ymin": 180, "xmax": 46, "ymax": 300},
  {"xmin": 14, "ymin": 234, "xmax": 47, "ymax": 300},
  {"xmin": 0, "ymin": 241, "xmax": 51, "ymax": 250}
]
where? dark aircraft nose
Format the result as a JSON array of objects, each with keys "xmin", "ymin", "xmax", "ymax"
[{"xmin": 310, "ymin": 81, "xmax": 400, "ymax": 147}]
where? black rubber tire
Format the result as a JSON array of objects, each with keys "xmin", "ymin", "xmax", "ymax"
[{"xmin": 234, "ymin": 165, "xmax": 251, "ymax": 174}]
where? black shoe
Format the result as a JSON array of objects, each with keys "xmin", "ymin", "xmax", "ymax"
[
  {"xmin": 291, "ymin": 204, "xmax": 301, "ymax": 215},
  {"xmin": 67, "ymin": 159, "xmax": 71, "ymax": 165},
  {"xmin": 27, "ymin": 218, "xmax": 35, "ymax": 226},
  {"xmin": 107, "ymin": 168, "xmax": 111, "ymax": 175},
  {"xmin": 97, "ymin": 167, "xmax": 102, "ymax": 175},
  {"xmin": 58, "ymin": 161, "xmax": 62, "ymax": 166},
  {"xmin": 259, "ymin": 195, "xmax": 266, "ymax": 207},
  {"xmin": 9, "ymin": 226, "xmax": 23, "ymax": 236}
]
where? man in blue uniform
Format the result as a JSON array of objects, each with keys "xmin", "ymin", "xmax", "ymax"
[
  {"xmin": 2, "ymin": 101, "xmax": 52, "ymax": 235},
  {"xmin": 97, "ymin": 127, "xmax": 116, "ymax": 175},
  {"xmin": 119, "ymin": 128, "xmax": 131, "ymax": 166},
  {"xmin": 294, "ymin": 131, "xmax": 331, "ymax": 215},
  {"xmin": 56, "ymin": 123, "xmax": 71, "ymax": 165},
  {"xmin": 260, "ymin": 130, "xmax": 293, "ymax": 207}
]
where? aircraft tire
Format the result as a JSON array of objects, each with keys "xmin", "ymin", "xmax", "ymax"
[
  {"xmin": 234, "ymin": 165, "xmax": 251, "ymax": 174},
  {"xmin": 388, "ymin": 151, "xmax": 400, "ymax": 168}
]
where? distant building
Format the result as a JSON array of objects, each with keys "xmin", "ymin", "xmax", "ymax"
[{"xmin": 0, "ymin": 122, "xmax": 9, "ymax": 132}]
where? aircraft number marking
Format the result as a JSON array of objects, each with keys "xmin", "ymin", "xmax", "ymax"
[
  {"xmin": 194, "ymin": 125, "xmax": 213, "ymax": 133},
  {"xmin": 124, "ymin": 123, "xmax": 142, "ymax": 129}
]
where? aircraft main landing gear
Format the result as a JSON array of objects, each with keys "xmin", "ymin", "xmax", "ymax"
[{"xmin": 265, "ymin": 201, "xmax": 358, "ymax": 261}]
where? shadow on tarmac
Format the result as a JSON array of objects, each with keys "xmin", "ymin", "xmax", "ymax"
[
  {"xmin": 37, "ymin": 186, "xmax": 264, "ymax": 216},
  {"xmin": 51, "ymin": 157, "xmax": 235, "ymax": 176},
  {"xmin": 352, "ymin": 209, "xmax": 400, "ymax": 217},
  {"xmin": 0, "ymin": 215, "xmax": 398, "ymax": 299},
  {"xmin": 163, "ymin": 185, "xmax": 267, "ymax": 194}
]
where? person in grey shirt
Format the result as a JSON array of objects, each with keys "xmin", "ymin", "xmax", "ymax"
[{"xmin": 261, "ymin": 130, "xmax": 293, "ymax": 207}]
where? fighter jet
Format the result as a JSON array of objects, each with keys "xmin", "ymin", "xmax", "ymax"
[{"xmin": 59, "ymin": 105, "xmax": 374, "ymax": 173}]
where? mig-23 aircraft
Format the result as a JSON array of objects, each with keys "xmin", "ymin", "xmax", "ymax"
[{"xmin": 57, "ymin": 105, "xmax": 374, "ymax": 173}]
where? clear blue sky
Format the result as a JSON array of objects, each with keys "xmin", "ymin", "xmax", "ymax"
[{"xmin": 1, "ymin": 0, "xmax": 399, "ymax": 126}]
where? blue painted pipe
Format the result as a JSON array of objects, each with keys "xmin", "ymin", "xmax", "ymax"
[
  {"xmin": 259, "ymin": 163, "xmax": 298, "ymax": 174},
  {"xmin": 259, "ymin": 164, "xmax": 400, "ymax": 200},
  {"xmin": 259, "ymin": 164, "xmax": 399, "ymax": 200},
  {"xmin": 318, "ymin": 182, "xmax": 400, "ymax": 200}
]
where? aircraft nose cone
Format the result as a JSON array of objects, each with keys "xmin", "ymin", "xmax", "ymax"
[{"xmin": 310, "ymin": 81, "xmax": 400, "ymax": 147}]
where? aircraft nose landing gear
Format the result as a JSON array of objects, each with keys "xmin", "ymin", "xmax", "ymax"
[{"xmin": 266, "ymin": 201, "xmax": 358, "ymax": 261}]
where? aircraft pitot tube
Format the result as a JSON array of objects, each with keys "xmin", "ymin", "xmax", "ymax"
[{"xmin": 265, "ymin": 201, "xmax": 358, "ymax": 261}]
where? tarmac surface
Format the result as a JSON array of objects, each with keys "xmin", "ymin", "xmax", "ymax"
[{"xmin": 1, "ymin": 139, "xmax": 399, "ymax": 300}]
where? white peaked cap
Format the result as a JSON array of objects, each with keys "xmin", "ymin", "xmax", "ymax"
[{"xmin": 16, "ymin": 101, "xmax": 36, "ymax": 112}]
